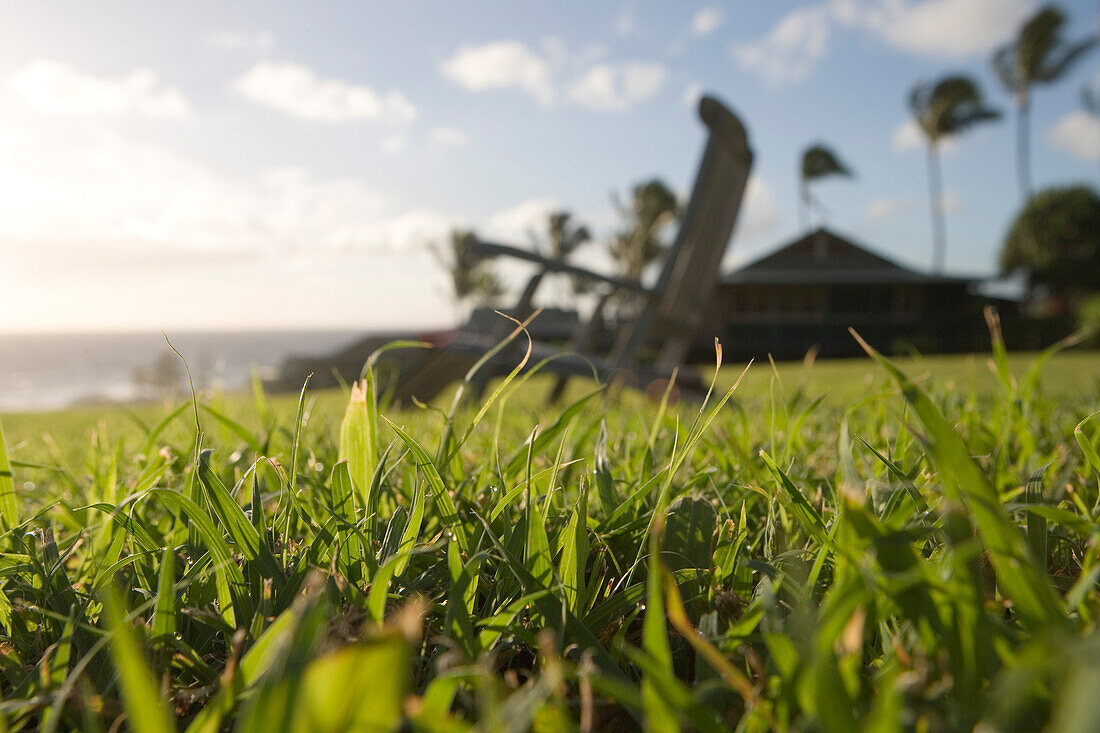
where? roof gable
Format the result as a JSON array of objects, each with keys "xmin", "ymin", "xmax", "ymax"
[{"xmin": 722, "ymin": 228, "xmax": 969, "ymax": 285}]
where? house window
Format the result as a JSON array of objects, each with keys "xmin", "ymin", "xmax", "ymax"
[
  {"xmin": 743, "ymin": 287, "xmax": 766, "ymax": 314},
  {"xmin": 828, "ymin": 285, "xmax": 892, "ymax": 314},
  {"xmin": 894, "ymin": 286, "xmax": 921, "ymax": 315},
  {"xmin": 776, "ymin": 287, "xmax": 807, "ymax": 314}
]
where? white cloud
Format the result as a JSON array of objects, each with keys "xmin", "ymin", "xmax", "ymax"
[
  {"xmin": 1048, "ymin": 111, "xmax": 1100, "ymax": 161},
  {"xmin": 893, "ymin": 120, "xmax": 926, "ymax": 151},
  {"xmin": 205, "ymin": 29, "xmax": 276, "ymax": 52},
  {"xmin": 8, "ymin": 59, "xmax": 190, "ymax": 118},
  {"xmin": 0, "ymin": 122, "xmax": 449, "ymax": 255},
  {"xmin": 233, "ymin": 62, "xmax": 417, "ymax": 125},
  {"xmin": 691, "ymin": 7, "xmax": 725, "ymax": 36},
  {"xmin": 615, "ymin": 0, "xmax": 641, "ymax": 37},
  {"xmin": 567, "ymin": 62, "xmax": 668, "ymax": 112},
  {"xmin": 486, "ymin": 197, "xmax": 560, "ymax": 241},
  {"xmin": 440, "ymin": 41, "xmax": 554, "ymax": 105},
  {"xmin": 380, "ymin": 133, "xmax": 408, "ymax": 155},
  {"xmin": 374, "ymin": 208, "xmax": 454, "ymax": 251},
  {"xmin": 683, "ymin": 81, "xmax": 704, "ymax": 108},
  {"xmin": 540, "ymin": 37, "xmax": 570, "ymax": 69},
  {"xmin": 429, "ymin": 126, "xmax": 471, "ymax": 147},
  {"xmin": 853, "ymin": 0, "xmax": 1033, "ymax": 58},
  {"xmin": 735, "ymin": 177, "xmax": 780, "ymax": 242},
  {"xmin": 442, "ymin": 40, "xmax": 668, "ymax": 112},
  {"xmin": 731, "ymin": 4, "xmax": 833, "ymax": 85},
  {"xmin": 734, "ymin": 0, "xmax": 1033, "ymax": 85},
  {"xmin": 866, "ymin": 195, "xmax": 915, "ymax": 220},
  {"xmin": 541, "ymin": 38, "xmax": 608, "ymax": 71}
]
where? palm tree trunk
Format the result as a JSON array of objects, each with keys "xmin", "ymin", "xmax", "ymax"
[
  {"xmin": 1017, "ymin": 92, "xmax": 1032, "ymax": 201},
  {"xmin": 926, "ymin": 141, "xmax": 947, "ymax": 274},
  {"xmin": 799, "ymin": 180, "xmax": 809, "ymax": 231}
]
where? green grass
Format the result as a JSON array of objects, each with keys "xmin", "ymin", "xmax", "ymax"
[{"xmin": 1, "ymin": 339, "xmax": 1099, "ymax": 731}]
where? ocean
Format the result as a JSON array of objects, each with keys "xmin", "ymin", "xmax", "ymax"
[{"xmin": 0, "ymin": 330, "xmax": 366, "ymax": 412}]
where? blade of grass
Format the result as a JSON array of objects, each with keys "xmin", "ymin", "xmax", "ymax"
[
  {"xmin": 200, "ymin": 404, "xmax": 262, "ymax": 456},
  {"xmin": 759, "ymin": 450, "xmax": 829, "ymax": 545},
  {"xmin": 0, "ymin": 420, "xmax": 18, "ymax": 533},
  {"xmin": 197, "ymin": 451, "xmax": 284, "ymax": 585},
  {"xmin": 101, "ymin": 587, "xmax": 175, "ymax": 733},
  {"xmin": 383, "ymin": 419, "xmax": 469, "ymax": 554},
  {"xmin": 148, "ymin": 488, "xmax": 246, "ymax": 627},
  {"xmin": 523, "ymin": 431, "xmax": 554, "ymax": 589},
  {"xmin": 339, "ymin": 381, "xmax": 375, "ymax": 512},
  {"xmin": 393, "ymin": 474, "xmax": 425, "ymax": 578},
  {"xmin": 502, "ymin": 387, "xmax": 602, "ymax": 480},
  {"xmin": 641, "ymin": 516, "xmax": 677, "ymax": 733},
  {"xmin": 851, "ymin": 329, "xmax": 1068, "ymax": 631},
  {"xmin": 150, "ymin": 547, "xmax": 176, "ymax": 644}
]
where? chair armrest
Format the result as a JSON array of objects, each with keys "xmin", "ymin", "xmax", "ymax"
[{"xmin": 470, "ymin": 240, "xmax": 650, "ymax": 295}]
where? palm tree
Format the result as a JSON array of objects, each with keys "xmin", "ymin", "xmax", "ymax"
[
  {"xmin": 799, "ymin": 144, "xmax": 854, "ymax": 230},
  {"xmin": 908, "ymin": 76, "xmax": 1001, "ymax": 273},
  {"xmin": 432, "ymin": 228, "xmax": 502, "ymax": 307},
  {"xmin": 993, "ymin": 5, "xmax": 1097, "ymax": 200},
  {"xmin": 543, "ymin": 211, "xmax": 592, "ymax": 300},
  {"xmin": 1083, "ymin": 82, "xmax": 1100, "ymax": 180},
  {"xmin": 545, "ymin": 211, "xmax": 591, "ymax": 261},
  {"xmin": 608, "ymin": 179, "xmax": 679, "ymax": 281},
  {"xmin": 515, "ymin": 210, "xmax": 592, "ymax": 311}
]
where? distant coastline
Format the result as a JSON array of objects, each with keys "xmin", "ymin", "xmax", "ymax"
[{"xmin": 0, "ymin": 329, "xmax": 385, "ymax": 412}]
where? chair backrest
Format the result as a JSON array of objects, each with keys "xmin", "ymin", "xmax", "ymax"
[
  {"xmin": 611, "ymin": 95, "xmax": 753, "ymax": 369},
  {"xmin": 654, "ymin": 97, "xmax": 753, "ymax": 333}
]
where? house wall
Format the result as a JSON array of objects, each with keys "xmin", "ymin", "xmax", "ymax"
[{"xmin": 696, "ymin": 282, "xmax": 985, "ymax": 360}]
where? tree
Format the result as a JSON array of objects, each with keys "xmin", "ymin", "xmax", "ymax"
[
  {"xmin": 542, "ymin": 210, "xmax": 592, "ymax": 299},
  {"xmin": 993, "ymin": 5, "xmax": 1097, "ymax": 200},
  {"xmin": 908, "ymin": 75, "xmax": 1001, "ymax": 273},
  {"xmin": 433, "ymin": 229, "xmax": 502, "ymax": 306},
  {"xmin": 512, "ymin": 210, "xmax": 594, "ymax": 312},
  {"xmin": 799, "ymin": 143, "xmax": 854, "ymax": 229},
  {"xmin": 1001, "ymin": 185, "xmax": 1100, "ymax": 311},
  {"xmin": 608, "ymin": 179, "xmax": 679, "ymax": 281},
  {"xmin": 544, "ymin": 211, "xmax": 591, "ymax": 261}
]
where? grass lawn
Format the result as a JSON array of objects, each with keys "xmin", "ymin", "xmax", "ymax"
[
  {"xmin": 0, "ymin": 343, "xmax": 1098, "ymax": 730},
  {"xmin": 6, "ymin": 349, "xmax": 1098, "ymax": 459}
]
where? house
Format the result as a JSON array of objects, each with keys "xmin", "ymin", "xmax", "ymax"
[{"xmin": 700, "ymin": 227, "xmax": 991, "ymax": 360}]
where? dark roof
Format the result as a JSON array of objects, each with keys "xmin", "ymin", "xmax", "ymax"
[{"xmin": 720, "ymin": 228, "xmax": 975, "ymax": 286}]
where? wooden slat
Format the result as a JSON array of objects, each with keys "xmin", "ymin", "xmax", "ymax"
[
  {"xmin": 609, "ymin": 95, "xmax": 753, "ymax": 371},
  {"xmin": 651, "ymin": 98, "xmax": 753, "ymax": 366},
  {"xmin": 469, "ymin": 241, "xmax": 649, "ymax": 294}
]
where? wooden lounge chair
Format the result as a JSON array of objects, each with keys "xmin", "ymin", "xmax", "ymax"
[{"xmin": 393, "ymin": 94, "xmax": 754, "ymax": 404}]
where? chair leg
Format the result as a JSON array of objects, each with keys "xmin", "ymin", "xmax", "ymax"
[
  {"xmin": 548, "ymin": 374, "xmax": 570, "ymax": 404},
  {"xmin": 655, "ymin": 333, "xmax": 692, "ymax": 372},
  {"xmin": 547, "ymin": 293, "xmax": 612, "ymax": 405},
  {"xmin": 469, "ymin": 366, "xmax": 492, "ymax": 402}
]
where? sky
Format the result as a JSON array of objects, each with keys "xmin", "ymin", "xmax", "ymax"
[{"xmin": 1, "ymin": 0, "xmax": 1098, "ymax": 333}]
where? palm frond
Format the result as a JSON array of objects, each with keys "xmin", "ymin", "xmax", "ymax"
[
  {"xmin": 547, "ymin": 211, "xmax": 592, "ymax": 260},
  {"xmin": 994, "ymin": 4, "xmax": 1097, "ymax": 89},
  {"xmin": 1017, "ymin": 7, "xmax": 1066, "ymax": 79},
  {"xmin": 909, "ymin": 75, "xmax": 1001, "ymax": 140},
  {"xmin": 800, "ymin": 144, "xmax": 854, "ymax": 183},
  {"xmin": 435, "ymin": 229, "xmax": 502, "ymax": 305},
  {"xmin": 607, "ymin": 179, "xmax": 679, "ymax": 280},
  {"xmin": 1036, "ymin": 37, "xmax": 1098, "ymax": 82}
]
